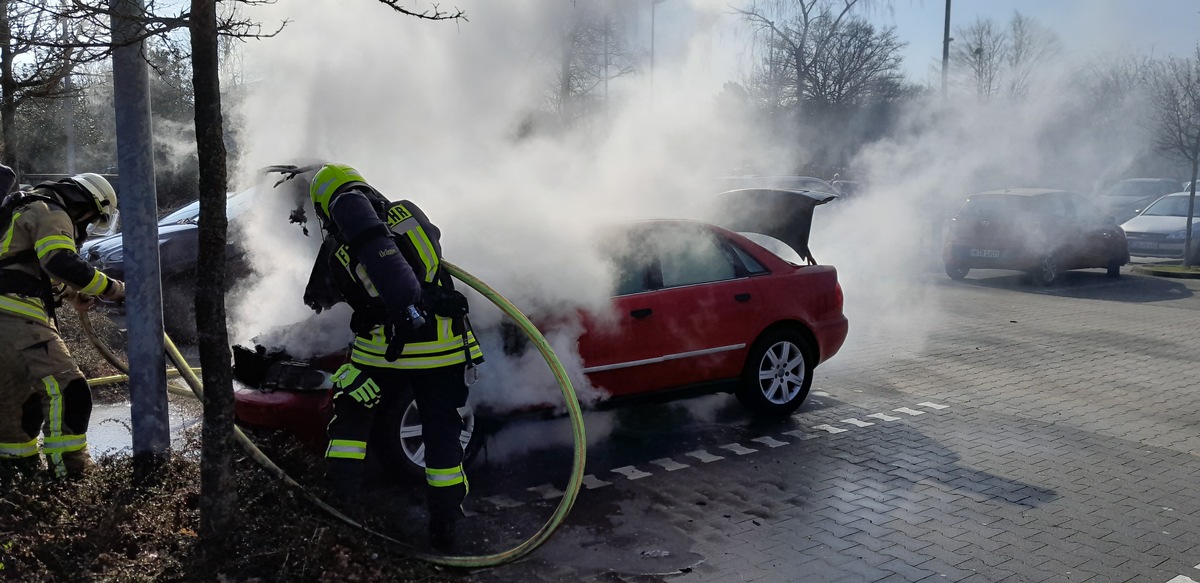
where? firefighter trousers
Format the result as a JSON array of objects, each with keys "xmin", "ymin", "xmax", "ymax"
[
  {"xmin": 0, "ymin": 313, "xmax": 94, "ymax": 477},
  {"xmin": 325, "ymin": 362, "xmax": 469, "ymax": 524}
]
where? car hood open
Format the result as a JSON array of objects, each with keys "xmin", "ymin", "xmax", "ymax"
[{"xmin": 707, "ymin": 188, "xmax": 836, "ymax": 263}]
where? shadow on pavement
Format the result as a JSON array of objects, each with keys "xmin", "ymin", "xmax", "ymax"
[{"xmin": 943, "ymin": 268, "xmax": 1194, "ymax": 303}]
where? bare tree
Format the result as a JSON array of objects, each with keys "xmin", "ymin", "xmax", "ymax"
[
  {"xmin": 0, "ymin": 0, "xmax": 105, "ymax": 177},
  {"xmin": 547, "ymin": 1, "xmax": 637, "ymax": 129},
  {"xmin": 950, "ymin": 17, "xmax": 1006, "ymax": 99},
  {"xmin": 804, "ymin": 16, "xmax": 905, "ymax": 108},
  {"xmin": 1004, "ymin": 11, "xmax": 1060, "ymax": 101},
  {"xmin": 1148, "ymin": 49, "xmax": 1200, "ymax": 267},
  {"xmin": 737, "ymin": 0, "xmax": 866, "ymax": 118}
]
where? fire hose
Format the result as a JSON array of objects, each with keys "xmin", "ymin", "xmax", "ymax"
[{"xmin": 80, "ymin": 261, "xmax": 587, "ymax": 568}]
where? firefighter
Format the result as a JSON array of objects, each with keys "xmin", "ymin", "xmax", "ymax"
[
  {"xmin": 303, "ymin": 163, "xmax": 482, "ymax": 551},
  {"xmin": 0, "ymin": 169, "xmax": 125, "ymax": 478}
]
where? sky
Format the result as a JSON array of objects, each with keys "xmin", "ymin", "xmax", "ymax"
[
  {"xmin": 878, "ymin": 0, "xmax": 1200, "ymax": 83},
  {"xmin": 648, "ymin": 0, "xmax": 1200, "ymax": 88}
]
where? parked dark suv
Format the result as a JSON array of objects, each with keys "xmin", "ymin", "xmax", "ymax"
[{"xmin": 942, "ymin": 188, "xmax": 1129, "ymax": 285}]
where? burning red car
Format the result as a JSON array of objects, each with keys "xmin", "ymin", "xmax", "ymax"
[{"xmin": 233, "ymin": 189, "xmax": 848, "ymax": 473}]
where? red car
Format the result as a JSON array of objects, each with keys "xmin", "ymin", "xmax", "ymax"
[
  {"xmin": 234, "ymin": 189, "xmax": 848, "ymax": 472},
  {"xmin": 942, "ymin": 188, "xmax": 1129, "ymax": 285}
]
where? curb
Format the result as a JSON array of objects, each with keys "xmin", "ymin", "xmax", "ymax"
[{"xmin": 1131, "ymin": 266, "xmax": 1200, "ymax": 279}]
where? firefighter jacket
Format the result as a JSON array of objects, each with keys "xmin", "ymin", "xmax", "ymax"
[
  {"xmin": 319, "ymin": 187, "xmax": 482, "ymax": 370},
  {"xmin": 0, "ymin": 187, "xmax": 117, "ymax": 326}
]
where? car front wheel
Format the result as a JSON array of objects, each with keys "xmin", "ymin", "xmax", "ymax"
[
  {"xmin": 371, "ymin": 389, "xmax": 482, "ymax": 480},
  {"xmin": 737, "ymin": 329, "xmax": 814, "ymax": 417}
]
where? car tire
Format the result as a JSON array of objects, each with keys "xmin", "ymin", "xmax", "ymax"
[
  {"xmin": 736, "ymin": 328, "xmax": 814, "ymax": 417},
  {"xmin": 1105, "ymin": 257, "xmax": 1122, "ymax": 278},
  {"xmin": 944, "ymin": 263, "xmax": 970, "ymax": 280},
  {"xmin": 371, "ymin": 388, "xmax": 483, "ymax": 480},
  {"xmin": 1031, "ymin": 254, "xmax": 1059, "ymax": 286}
]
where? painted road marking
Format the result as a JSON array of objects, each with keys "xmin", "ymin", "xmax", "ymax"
[
  {"xmin": 812, "ymin": 390, "xmax": 831, "ymax": 397},
  {"xmin": 651, "ymin": 458, "xmax": 690, "ymax": 471},
  {"xmin": 527, "ymin": 483, "xmax": 564, "ymax": 499},
  {"xmin": 612, "ymin": 465, "xmax": 653, "ymax": 480},
  {"xmin": 686, "ymin": 450, "xmax": 726, "ymax": 463},
  {"xmin": 841, "ymin": 418, "xmax": 875, "ymax": 427},
  {"xmin": 783, "ymin": 429, "xmax": 816, "ymax": 440},
  {"xmin": 917, "ymin": 402, "xmax": 949, "ymax": 410},
  {"xmin": 893, "ymin": 407, "xmax": 926, "ymax": 416},
  {"xmin": 483, "ymin": 494, "xmax": 524, "ymax": 508},
  {"xmin": 720, "ymin": 443, "xmax": 758, "ymax": 455},
  {"xmin": 582, "ymin": 474, "xmax": 611, "ymax": 489},
  {"xmin": 814, "ymin": 424, "xmax": 849, "ymax": 434},
  {"xmin": 867, "ymin": 413, "xmax": 901, "ymax": 421},
  {"xmin": 752, "ymin": 436, "xmax": 788, "ymax": 448},
  {"xmin": 1166, "ymin": 576, "xmax": 1197, "ymax": 583}
]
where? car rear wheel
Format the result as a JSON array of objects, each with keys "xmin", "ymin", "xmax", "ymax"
[
  {"xmin": 1106, "ymin": 256, "xmax": 1122, "ymax": 278},
  {"xmin": 737, "ymin": 329, "xmax": 814, "ymax": 417},
  {"xmin": 945, "ymin": 263, "xmax": 970, "ymax": 280},
  {"xmin": 372, "ymin": 389, "xmax": 482, "ymax": 479},
  {"xmin": 1031, "ymin": 254, "xmax": 1059, "ymax": 286}
]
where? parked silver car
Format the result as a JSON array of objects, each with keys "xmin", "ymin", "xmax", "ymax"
[{"xmin": 1120, "ymin": 192, "xmax": 1200, "ymax": 261}]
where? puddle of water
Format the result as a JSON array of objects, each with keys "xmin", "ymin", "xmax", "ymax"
[{"xmin": 90, "ymin": 398, "xmax": 201, "ymax": 457}]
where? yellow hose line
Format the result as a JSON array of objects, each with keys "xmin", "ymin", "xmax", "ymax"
[{"xmin": 79, "ymin": 263, "xmax": 586, "ymax": 568}]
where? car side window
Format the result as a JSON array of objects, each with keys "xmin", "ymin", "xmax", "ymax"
[
  {"xmin": 728, "ymin": 241, "xmax": 768, "ymax": 275},
  {"xmin": 658, "ymin": 228, "xmax": 738, "ymax": 288}
]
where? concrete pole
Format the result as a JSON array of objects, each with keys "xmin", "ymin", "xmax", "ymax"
[
  {"xmin": 941, "ymin": 0, "xmax": 951, "ymax": 97},
  {"xmin": 110, "ymin": 0, "xmax": 169, "ymax": 466},
  {"xmin": 61, "ymin": 5, "xmax": 75, "ymax": 174}
]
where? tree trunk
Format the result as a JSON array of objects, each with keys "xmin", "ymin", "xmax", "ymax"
[
  {"xmin": 1186, "ymin": 157, "xmax": 1198, "ymax": 268},
  {"xmin": 0, "ymin": 0, "xmax": 19, "ymax": 176},
  {"xmin": 190, "ymin": 0, "xmax": 237, "ymax": 551}
]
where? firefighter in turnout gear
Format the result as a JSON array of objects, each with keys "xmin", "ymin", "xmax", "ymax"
[
  {"xmin": 304, "ymin": 163, "xmax": 482, "ymax": 551},
  {"xmin": 0, "ymin": 167, "xmax": 125, "ymax": 478}
]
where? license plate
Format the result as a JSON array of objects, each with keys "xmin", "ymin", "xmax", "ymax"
[
  {"xmin": 969, "ymin": 249, "xmax": 1000, "ymax": 258},
  {"xmin": 1129, "ymin": 241, "xmax": 1158, "ymax": 250}
]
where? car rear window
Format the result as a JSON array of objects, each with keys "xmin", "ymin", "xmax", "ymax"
[{"xmin": 957, "ymin": 195, "xmax": 1027, "ymax": 218}]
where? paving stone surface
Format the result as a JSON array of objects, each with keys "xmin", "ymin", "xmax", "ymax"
[{"xmin": 462, "ymin": 269, "xmax": 1200, "ymax": 583}]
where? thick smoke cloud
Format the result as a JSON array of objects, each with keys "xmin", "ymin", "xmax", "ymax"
[{"xmin": 229, "ymin": 1, "xmax": 744, "ymax": 411}]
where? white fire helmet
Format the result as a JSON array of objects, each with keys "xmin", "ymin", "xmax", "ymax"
[{"xmin": 70, "ymin": 173, "xmax": 119, "ymax": 237}]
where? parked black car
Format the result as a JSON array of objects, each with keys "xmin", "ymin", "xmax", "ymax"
[
  {"xmin": 81, "ymin": 187, "xmax": 260, "ymax": 337},
  {"xmin": 943, "ymin": 188, "xmax": 1129, "ymax": 285}
]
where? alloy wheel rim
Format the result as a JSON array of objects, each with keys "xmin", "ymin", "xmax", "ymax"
[{"xmin": 757, "ymin": 340, "xmax": 806, "ymax": 405}]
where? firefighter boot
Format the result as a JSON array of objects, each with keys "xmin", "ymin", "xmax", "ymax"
[{"xmin": 429, "ymin": 515, "xmax": 458, "ymax": 552}]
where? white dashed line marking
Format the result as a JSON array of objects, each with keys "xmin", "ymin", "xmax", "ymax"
[
  {"xmin": 841, "ymin": 418, "xmax": 875, "ymax": 427},
  {"xmin": 893, "ymin": 407, "xmax": 926, "ymax": 416},
  {"xmin": 1166, "ymin": 576, "xmax": 1197, "ymax": 583},
  {"xmin": 582, "ymin": 474, "xmax": 611, "ymax": 489},
  {"xmin": 527, "ymin": 483, "xmax": 564, "ymax": 499},
  {"xmin": 813, "ymin": 424, "xmax": 848, "ymax": 434},
  {"xmin": 867, "ymin": 413, "xmax": 901, "ymax": 421},
  {"xmin": 752, "ymin": 436, "xmax": 788, "ymax": 448},
  {"xmin": 720, "ymin": 443, "xmax": 758, "ymax": 455},
  {"xmin": 917, "ymin": 402, "xmax": 949, "ymax": 410},
  {"xmin": 812, "ymin": 390, "xmax": 831, "ymax": 397},
  {"xmin": 651, "ymin": 458, "xmax": 690, "ymax": 471},
  {"xmin": 783, "ymin": 429, "xmax": 816, "ymax": 440},
  {"xmin": 483, "ymin": 494, "xmax": 524, "ymax": 508},
  {"xmin": 686, "ymin": 450, "xmax": 725, "ymax": 463},
  {"xmin": 612, "ymin": 465, "xmax": 653, "ymax": 480}
]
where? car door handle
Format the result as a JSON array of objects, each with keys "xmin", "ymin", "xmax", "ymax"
[
  {"xmin": 630, "ymin": 308, "xmax": 653, "ymax": 319},
  {"xmin": 734, "ymin": 293, "xmax": 751, "ymax": 303}
]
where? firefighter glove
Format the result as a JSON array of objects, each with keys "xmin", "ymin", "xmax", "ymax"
[{"xmin": 101, "ymin": 279, "xmax": 126, "ymax": 302}]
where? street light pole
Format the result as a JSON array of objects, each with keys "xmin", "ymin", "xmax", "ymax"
[{"xmin": 941, "ymin": 0, "xmax": 952, "ymax": 96}]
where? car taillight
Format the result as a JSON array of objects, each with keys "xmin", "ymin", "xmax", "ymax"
[{"xmin": 832, "ymin": 281, "xmax": 844, "ymax": 313}]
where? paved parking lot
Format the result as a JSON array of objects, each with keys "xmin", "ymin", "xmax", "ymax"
[{"xmin": 461, "ymin": 267, "xmax": 1200, "ymax": 583}]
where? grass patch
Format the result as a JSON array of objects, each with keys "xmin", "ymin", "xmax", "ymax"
[{"xmin": 1133, "ymin": 264, "xmax": 1200, "ymax": 278}]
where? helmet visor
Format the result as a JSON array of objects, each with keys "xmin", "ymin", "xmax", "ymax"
[{"xmin": 87, "ymin": 210, "xmax": 120, "ymax": 238}]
